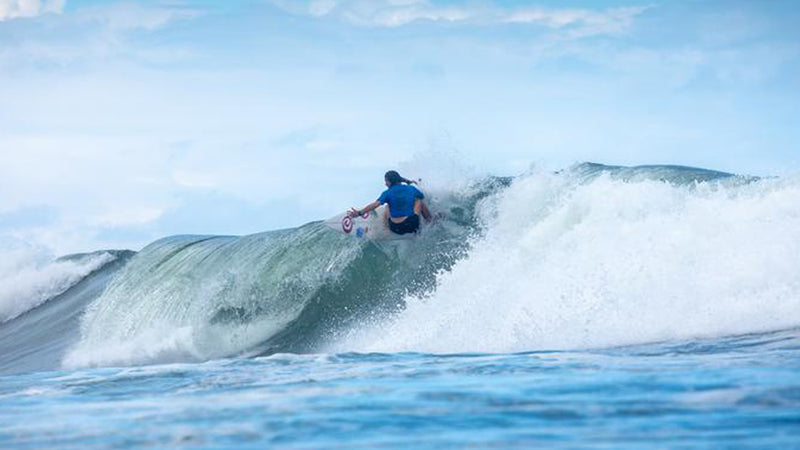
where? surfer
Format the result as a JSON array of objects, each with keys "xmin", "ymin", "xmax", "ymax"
[{"xmin": 349, "ymin": 170, "xmax": 432, "ymax": 235}]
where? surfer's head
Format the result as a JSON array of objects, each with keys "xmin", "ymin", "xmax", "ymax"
[{"xmin": 385, "ymin": 170, "xmax": 413, "ymax": 187}]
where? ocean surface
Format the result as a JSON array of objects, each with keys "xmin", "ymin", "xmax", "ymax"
[{"xmin": 1, "ymin": 163, "xmax": 799, "ymax": 448}]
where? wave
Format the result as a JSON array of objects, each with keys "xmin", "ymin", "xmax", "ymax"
[
  {"xmin": 4, "ymin": 162, "xmax": 798, "ymax": 372},
  {"xmin": 0, "ymin": 250, "xmax": 134, "ymax": 374},
  {"xmin": 339, "ymin": 163, "xmax": 800, "ymax": 353},
  {"xmin": 62, "ymin": 180, "xmax": 499, "ymax": 368}
]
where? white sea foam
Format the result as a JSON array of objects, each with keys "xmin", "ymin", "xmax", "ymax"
[
  {"xmin": 340, "ymin": 170, "xmax": 800, "ymax": 353},
  {"xmin": 0, "ymin": 246, "xmax": 116, "ymax": 323},
  {"xmin": 62, "ymin": 318, "xmax": 292, "ymax": 369}
]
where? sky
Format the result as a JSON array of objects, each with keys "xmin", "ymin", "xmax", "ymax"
[{"xmin": 1, "ymin": 0, "xmax": 799, "ymax": 255}]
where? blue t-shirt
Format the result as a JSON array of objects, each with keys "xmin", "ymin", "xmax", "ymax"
[{"xmin": 378, "ymin": 184, "xmax": 424, "ymax": 218}]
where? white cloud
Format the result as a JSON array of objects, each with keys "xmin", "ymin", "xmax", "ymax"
[
  {"xmin": 505, "ymin": 6, "xmax": 650, "ymax": 38},
  {"xmin": 0, "ymin": 0, "xmax": 64, "ymax": 21},
  {"xmin": 0, "ymin": 2, "xmax": 201, "ymax": 71},
  {"xmin": 273, "ymin": 0, "xmax": 482, "ymax": 27},
  {"xmin": 80, "ymin": 2, "xmax": 201, "ymax": 32},
  {"xmin": 272, "ymin": 0, "xmax": 650, "ymax": 37}
]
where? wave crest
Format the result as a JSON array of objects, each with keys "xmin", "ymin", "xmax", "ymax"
[{"xmin": 0, "ymin": 248, "xmax": 117, "ymax": 323}]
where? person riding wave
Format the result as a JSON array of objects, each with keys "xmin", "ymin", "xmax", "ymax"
[{"xmin": 349, "ymin": 170, "xmax": 432, "ymax": 235}]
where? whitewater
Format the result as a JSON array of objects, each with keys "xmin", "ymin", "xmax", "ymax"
[{"xmin": 1, "ymin": 162, "xmax": 799, "ymax": 448}]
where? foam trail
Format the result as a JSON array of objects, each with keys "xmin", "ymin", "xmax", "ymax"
[
  {"xmin": 0, "ymin": 247, "xmax": 116, "ymax": 323},
  {"xmin": 339, "ymin": 167, "xmax": 800, "ymax": 353}
]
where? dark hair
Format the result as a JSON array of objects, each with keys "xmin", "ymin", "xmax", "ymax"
[{"xmin": 385, "ymin": 170, "xmax": 415, "ymax": 186}]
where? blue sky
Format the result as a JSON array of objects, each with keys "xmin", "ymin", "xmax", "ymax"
[{"xmin": 1, "ymin": 0, "xmax": 799, "ymax": 254}]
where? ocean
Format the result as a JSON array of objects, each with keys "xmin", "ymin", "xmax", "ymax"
[{"xmin": 1, "ymin": 163, "xmax": 799, "ymax": 448}]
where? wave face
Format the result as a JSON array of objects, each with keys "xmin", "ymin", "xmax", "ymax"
[
  {"xmin": 339, "ymin": 163, "xmax": 800, "ymax": 353},
  {"xmin": 63, "ymin": 182, "xmax": 496, "ymax": 368}
]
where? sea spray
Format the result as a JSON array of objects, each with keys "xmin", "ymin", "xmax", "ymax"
[
  {"xmin": 0, "ymin": 248, "xmax": 117, "ymax": 323},
  {"xmin": 0, "ymin": 250, "xmax": 134, "ymax": 374},
  {"xmin": 339, "ymin": 166, "xmax": 800, "ymax": 353}
]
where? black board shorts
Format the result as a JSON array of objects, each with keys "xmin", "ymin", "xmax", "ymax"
[{"xmin": 389, "ymin": 214, "xmax": 420, "ymax": 235}]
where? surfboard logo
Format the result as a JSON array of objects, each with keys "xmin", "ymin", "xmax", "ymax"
[{"xmin": 341, "ymin": 216, "xmax": 353, "ymax": 234}]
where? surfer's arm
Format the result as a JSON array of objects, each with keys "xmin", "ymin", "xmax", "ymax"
[
  {"xmin": 349, "ymin": 201, "xmax": 380, "ymax": 217},
  {"xmin": 416, "ymin": 199, "xmax": 432, "ymax": 222}
]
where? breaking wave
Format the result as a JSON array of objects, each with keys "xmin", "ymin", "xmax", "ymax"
[
  {"xmin": 2, "ymin": 162, "xmax": 798, "ymax": 373},
  {"xmin": 340, "ymin": 164, "xmax": 800, "ymax": 352},
  {"xmin": 0, "ymin": 248, "xmax": 118, "ymax": 323}
]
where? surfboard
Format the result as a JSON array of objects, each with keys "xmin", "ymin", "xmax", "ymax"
[
  {"xmin": 326, "ymin": 181, "xmax": 436, "ymax": 241},
  {"xmin": 324, "ymin": 206, "xmax": 421, "ymax": 241}
]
